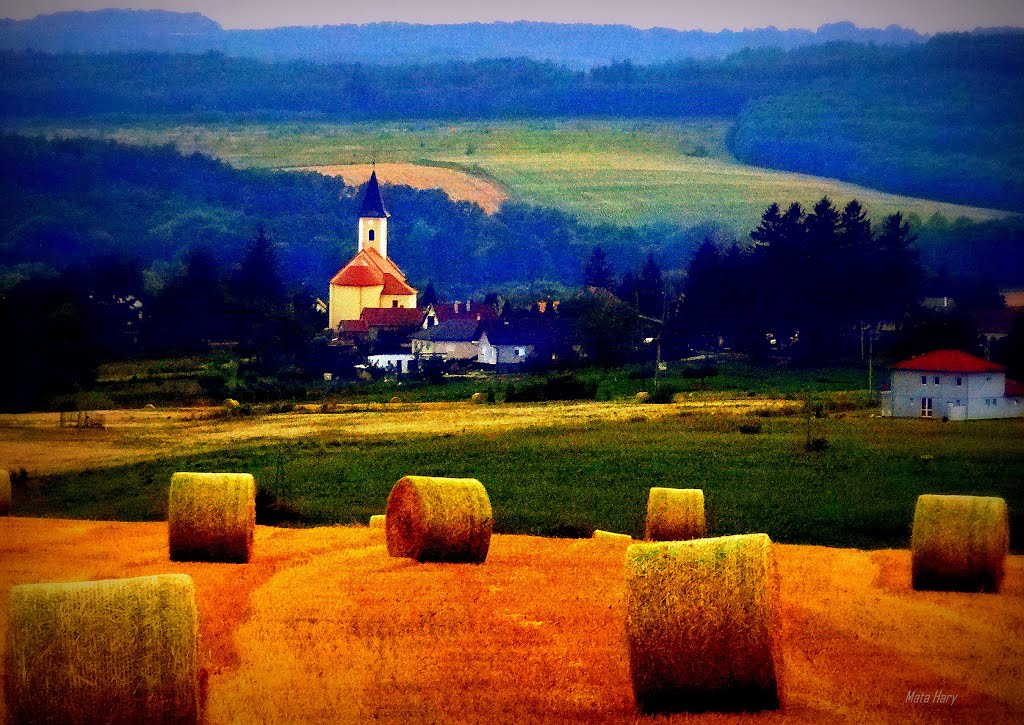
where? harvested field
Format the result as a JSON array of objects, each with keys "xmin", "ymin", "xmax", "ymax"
[
  {"xmin": 302, "ymin": 163, "xmax": 508, "ymax": 213},
  {"xmin": 1, "ymin": 517, "xmax": 1022, "ymax": 723},
  {"xmin": 0, "ymin": 399, "xmax": 782, "ymax": 475}
]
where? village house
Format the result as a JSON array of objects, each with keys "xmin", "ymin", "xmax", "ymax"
[
  {"xmin": 881, "ymin": 349, "xmax": 1024, "ymax": 420},
  {"xmin": 328, "ymin": 171, "xmax": 417, "ymax": 331},
  {"xmin": 477, "ymin": 319, "xmax": 567, "ymax": 367},
  {"xmin": 410, "ymin": 318, "xmax": 487, "ymax": 361}
]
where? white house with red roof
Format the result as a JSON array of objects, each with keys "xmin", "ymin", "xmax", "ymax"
[
  {"xmin": 882, "ymin": 349, "xmax": 1024, "ymax": 420},
  {"xmin": 328, "ymin": 171, "xmax": 418, "ymax": 331}
]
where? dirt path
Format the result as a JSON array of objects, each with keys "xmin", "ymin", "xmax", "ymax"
[
  {"xmin": 1, "ymin": 518, "xmax": 1021, "ymax": 723},
  {"xmin": 300, "ymin": 162, "xmax": 508, "ymax": 213}
]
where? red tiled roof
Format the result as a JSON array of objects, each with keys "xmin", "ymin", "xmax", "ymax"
[
  {"xmin": 892, "ymin": 349, "xmax": 1004, "ymax": 373},
  {"xmin": 329, "ymin": 247, "xmax": 415, "ymax": 292},
  {"xmin": 381, "ymin": 274, "xmax": 416, "ymax": 296},
  {"xmin": 1007, "ymin": 379, "xmax": 1024, "ymax": 397},
  {"xmin": 359, "ymin": 307, "xmax": 423, "ymax": 327},
  {"xmin": 427, "ymin": 302, "xmax": 499, "ymax": 323}
]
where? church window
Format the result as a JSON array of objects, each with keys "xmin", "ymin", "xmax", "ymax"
[{"xmin": 368, "ymin": 229, "xmax": 375, "ymax": 241}]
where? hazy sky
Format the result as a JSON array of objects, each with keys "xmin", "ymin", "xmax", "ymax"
[{"xmin": 2, "ymin": 0, "xmax": 1023, "ymax": 33}]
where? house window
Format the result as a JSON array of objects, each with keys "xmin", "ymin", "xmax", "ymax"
[
  {"xmin": 921, "ymin": 398, "xmax": 933, "ymax": 418},
  {"xmin": 392, "ymin": 300, "xmax": 399, "ymax": 308},
  {"xmin": 921, "ymin": 375, "xmax": 927, "ymax": 385},
  {"xmin": 956, "ymin": 377, "xmax": 962, "ymax": 387},
  {"xmin": 368, "ymin": 229, "xmax": 375, "ymax": 241},
  {"xmin": 934, "ymin": 376, "xmax": 940, "ymax": 385}
]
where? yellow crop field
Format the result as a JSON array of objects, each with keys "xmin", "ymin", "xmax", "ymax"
[{"xmin": 1, "ymin": 517, "xmax": 1022, "ymax": 722}]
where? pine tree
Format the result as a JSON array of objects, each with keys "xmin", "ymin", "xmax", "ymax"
[{"xmin": 583, "ymin": 246, "xmax": 615, "ymax": 290}]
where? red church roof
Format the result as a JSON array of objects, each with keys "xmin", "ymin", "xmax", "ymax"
[
  {"xmin": 330, "ymin": 247, "xmax": 415, "ymax": 295},
  {"xmin": 1006, "ymin": 379, "xmax": 1024, "ymax": 397},
  {"xmin": 892, "ymin": 349, "xmax": 1004, "ymax": 373}
]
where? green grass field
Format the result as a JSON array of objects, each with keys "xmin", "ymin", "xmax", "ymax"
[
  {"xmin": 30, "ymin": 119, "xmax": 1010, "ymax": 233},
  {"xmin": 15, "ymin": 409, "xmax": 1024, "ymax": 551}
]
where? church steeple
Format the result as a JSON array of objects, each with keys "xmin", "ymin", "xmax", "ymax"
[{"xmin": 357, "ymin": 170, "xmax": 390, "ymax": 258}]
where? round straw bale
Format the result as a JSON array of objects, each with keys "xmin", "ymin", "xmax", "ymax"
[
  {"xmin": 390, "ymin": 395, "xmax": 402, "ymax": 404},
  {"xmin": 5, "ymin": 574, "xmax": 200, "ymax": 724},
  {"xmin": 222, "ymin": 398, "xmax": 239, "ymax": 409},
  {"xmin": 0, "ymin": 469, "xmax": 10, "ymax": 516},
  {"xmin": 169, "ymin": 472, "xmax": 255, "ymax": 563},
  {"xmin": 470, "ymin": 392, "xmax": 487, "ymax": 404},
  {"xmin": 625, "ymin": 533, "xmax": 781, "ymax": 714},
  {"xmin": 593, "ymin": 529, "xmax": 632, "ymax": 542},
  {"xmin": 911, "ymin": 494, "xmax": 1009, "ymax": 592},
  {"xmin": 644, "ymin": 487, "xmax": 706, "ymax": 542},
  {"xmin": 386, "ymin": 476, "xmax": 492, "ymax": 563},
  {"xmin": 369, "ymin": 514, "xmax": 386, "ymax": 529},
  {"xmin": 634, "ymin": 391, "xmax": 651, "ymax": 403}
]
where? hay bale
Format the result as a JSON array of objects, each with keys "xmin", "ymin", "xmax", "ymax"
[
  {"xmin": 144, "ymin": 403, "xmax": 157, "ymax": 410},
  {"xmin": 386, "ymin": 476, "xmax": 492, "ymax": 563},
  {"xmin": 625, "ymin": 534, "xmax": 781, "ymax": 714},
  {"xmin": 634, "ymin": 391, "xmax": 651, "ymax": 403},
  {"xmin": 222, "ymin": 398, "xmax": 239, "ymax": 409},
  {"xmin": 369, "ymin": 514, "xmax": 386, "ymax": 529},
  {"xmin": 592, "ymin": 529, "xmax": 632, "ymax": 542},
  {"xmin": 912, "ymin": 494, "xmax": 1009, "ymax": 592},
  {"xmin": 0, "ymin": 469, "xmax": 10, "ymax": 516},
  {"xmin": 169, "ymin": 472, "xmax": 255, "ymax": 563},
  {"xmin": 470, "ymin": 392, "xmax": 487, "ymax": 404},
  {"xmin": 645, "ymin": 487, "xmax": 706, "ymax": 542},
  {"xmin": 389, "ymin": 395, "xmax": 402, "ymax": 404},
  {"xmin": 5, "ymin": 574, "xmax": 200, "ymax": 724}
]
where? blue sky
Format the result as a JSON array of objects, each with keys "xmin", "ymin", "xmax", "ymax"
[{"xmin": 3, "ymin": 0, "xmax": 1023, "ymax": 33}]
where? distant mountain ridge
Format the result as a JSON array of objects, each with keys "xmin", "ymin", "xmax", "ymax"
[{"xmin": 0, "ymin": 10, "xmax": 928, "ymax": 66}]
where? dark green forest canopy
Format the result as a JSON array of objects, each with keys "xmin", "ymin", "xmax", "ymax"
[
  {"xmin": 0, "ymin": 133, "xmax": 715, "ymax": 294},
  {"xmin": 2, "ymin": 32, "xmax": 1022, "ymax": 211}
]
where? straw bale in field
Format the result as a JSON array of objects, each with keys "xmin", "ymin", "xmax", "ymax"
[
  {"xmin": 1, "ymin": 468, "xmax": 10, "ymax": 516},
  {"xmin": 390, "ymin": 396, "xmax": 402, "ymax": 404},
  {"xmin": 169, "ymin": 472, "xmax": 255, "ymax": 563},
  {"xmin": 222, "ymin": 398, "xmax": 239, "ymax": 409},
  {"xmin": 634, "ymin": 392, "xmax": 651, "ymax": 403},
  {"xmin": 5, "ymin": 574, "xmax": 200, "ymax": 724},
  {"xmin": 625, "ymin": 533, "xmax": 781, "ymax": 714},
  {"xmin": 386, "ymin": 476, "xmax": 492, "ymax": 563},
  {"xmin": 369, "ymin": 514, "xmax": 386, "ymax": 529},
  {"xmin": 644, "ymin": 487, "xmax": 706, "ymax": 541},
  {"xmin": 592, "ymin": 529, "xmax": 632, "ymax": 542},
  {"xmin": 912, "ymin": 494, "xmax": 1009, "ymax": 592},
  {"xmin": 471, "ymin": 392, "xmax": 487, "ymax": 404}
]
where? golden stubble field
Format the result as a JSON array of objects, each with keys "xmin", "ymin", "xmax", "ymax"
[
  {"xmin": 0, "ymin": 398, "xmax": 785, "ymax": 475},
  {"xmin": 0, "ymin": 517, "xmax": 1022, "ymax": 723}
]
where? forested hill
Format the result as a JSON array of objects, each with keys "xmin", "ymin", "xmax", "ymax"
[
  {"xmin": 0, "ymin": 134, "xmax": 711, "ymax": 295},
  {"xmin": 3, "ymin": 33, "xmax": 1021, "ymax": 212},
  {"xmin": 0, "ymin": 10, "xmax": 925, "ymax": 66}
]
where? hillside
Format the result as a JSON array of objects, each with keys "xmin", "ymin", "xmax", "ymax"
[
  {"xmin": 59, "ymin": 119, "xmax": 1012, "ymax": 231},
  {"xmin": 1, "ymin": 517, "xmax": 1022, "ymax": 722},
  {"xmin": 0, "ymin": 10, "xmax": 925, "ymax": 66}
]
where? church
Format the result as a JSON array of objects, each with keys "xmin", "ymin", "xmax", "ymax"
[{"xmin": 328, "ymin": 171, "xmax": 418, "ymax": 331}]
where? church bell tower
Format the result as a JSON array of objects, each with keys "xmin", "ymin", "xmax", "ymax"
[{"xmin": 357, "ymin": 170, "xmax": 389, "ymax": 258}]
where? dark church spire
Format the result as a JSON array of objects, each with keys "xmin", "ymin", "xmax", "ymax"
[{"xmin": 358, "ymin": 170, "xmax": 389, "ymax": 218}]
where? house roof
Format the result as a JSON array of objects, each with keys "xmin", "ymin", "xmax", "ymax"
[
  {"xmin": 358, "ymin": 170, "xmax": 389, "ymax": 218},
  {"xmin": 338, "ymin": 319, "xmax": 369, "ymax": 334},
  {"xmin": 483, "ymin": 319, "xmax": 566, "ymax": 346},
  {"xmin": 330, "ymin": 247, "xmax": 415, "ymax": 295},
  {"xmin": 360, "ymin": 307, "xmax": 423, "ymax": 328},
  {"xmin": 425, "ymin": 302, "xmax": 499, "ymax": 324},
  {"xmin": 411, "ymin": 318, "xmax": 484, "ymax": 342},
  {"xmin": 892, "ymin": 349, "xmax": 1004, "ymax": 374},
  {"xmin": 1006, "ymin": 379, "xmax": 1024, "ymax": 397}
]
